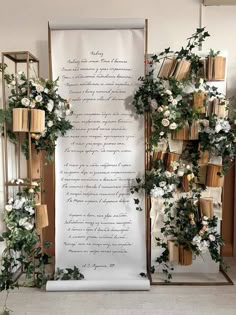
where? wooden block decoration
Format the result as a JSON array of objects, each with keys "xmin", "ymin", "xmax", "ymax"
[
  {"xmin": 213, "ymin": 56, "xmax": 226, "ymax": 81},
  {"xmin": 30, "ymin": 109, "xmax": 45, "ymax": 133},
  {"xmin": 179, "ymin": 245, "xmax": 192, "ymax": 266},
  {"xmin": 193, "ymin": 91, "xmax": 206, "ymax": 114},
  {"xmin": 198, "ymin": 150, "xmax": 209, "ymax": 164},
  {"xmin": 197, "ymin": 164, "xmax": 208, "ymax": 185},
  {"xmin": 206, "ymin": 164, "xmax": 224, "ymax": 187},
  {"xmin": 172, "ymin": 121, "xmax": 198, "ymax": 140},
  {"xmin": 173, "ymin": 59, "xmax": 191, "ymax": 81},
  {"xmin": 168, "ymin": 240, "xmax": 179, "ymax": 263},
  {"xmin": 200, "ymin": 197, "xmax": 213, "ymax": 219},
  {"xmin": 172, "ymin": 122, "xmax": 189, "ymax": 140},
  {"xmin": 153, "ymin": 151, "xmax": 167, "ymax": 162},
  {"xmin": 207, "ymin": 56, "xmax": 214, "ymax": 80},
  {"xmin": 158, "ymin": 57, "xmax": 177, "ymax": 79},
  {"xmin": 35, "ymin": 204, "xmax": 49, "ymax": 229},
  {"xmin": 212, "ymin": 98, "xmax": 228, "ymax": 118},
  {"xmin": 189, "ymin": 120, "xmax": 199, "ymax": 140},
  {"xmin": 13, "ymin": 108, "xmax": 29, "ymax": 132},
  {"xmin": 166, "ymin": 152, "xmax": 180, "ymax": 171},
  {"xmin": 182, "ymin": 174, "xmax": 190, "ymax": 192}
]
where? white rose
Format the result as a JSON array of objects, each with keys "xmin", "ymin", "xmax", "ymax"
[
  {"xmin": 30, "ymin": 101, "xmax": 36, "ymax": 108},
  {"xmin": 44, "ymin": 88, "xmax": 49, "ymax": 94},
  {"xmin": 5, "ymin": 205, "xmax": 13, "ymax": 212},
  {"xmin": 169, "ymin": 122, "xmax": 177, "ymax": 130},
  {"xmin": 31, "ymin": 181, "xmax": 38, "ymax": 186},
  {"xmin": 65, "ymin": 109, "xmax": 71, "ymax": 116},
  {"xmin": 28, "ymin": 188, "xmax": 34, "ymax": 193},
  {"xmin": 58, "ymin": 101, "xmax": 64, "ymax": 109},
  {"xmin": 21, "ymin": 97, "xmax": 30, "ymax": 107},
  {"xmin": 158, "ymin": 107, "xmax": 163, "ymax": 113},
  {"xmin": 150, "ymin": 99, "xmax": 158, "ymax": 110},
  {"xmin": 8, "ymin": 198, "xmax": 13, "ymax": 204},
  {"xmin": 165, "ymin": 90, "xmax": 172, "ymax": 95},
  {"xmin": 203, "ymin": 216, "xmax": 208, "ymax": 221},
  {"xmin": 172, "ymin": 99, "xmax": 178, "ymax": 106},
  {"xmin": 11, "ymin": 80, "xmax": 16, "ymax": 86},
  {"xmin": 10, "ymin": 179, "xmax": 15, "ymax": 184},
  {"xmin": 215, "ymin": 124, "xmax": 222, "ymax": 133},
  {"xmin": 159, "ymin": 131, "xmax": 165, "ymax": 136},
  {"xmin": 192, "ymin": 235, "xmax": 202, "ymax": 244},
  {"xmin": 47, "ymin": 120, "xmax": 53, "ymax": 128},
  {"xmin": 186, "ymin": 165, "xmax": 191, "ymax": 170},
  {"xmin": 25, "ymin": 206, "xmax": 35, "ymax": 215},
  {"xmin": 161, "ymin": 119, "xmax": 170, "ymax": 127},
  {"xmin": 21, "ymin": 87, "xmax": 26, "ymax": 93},
  {"xmin": 159, "ymin": 181, "xmax": 166, "ymax": 187},
  {"xmin": 164, "ymin": 110, "xmax": 170, "ymax": 117},
  {"xmin": 176, "ymin": 95, "xmax": 182, "ymax": 102},
  {"xmin": 209, "ymin": 234, "xmax": 216, "ymax": 242},
  {"xmin": 36, "ymin": 85, "xmax": 44, "ymax": 93},
  {"xmin": 35, "ymin": 95, "xmax": 43, "ymax": 102},
  {"xmin": 202, "ymin": 220, "xmax": 208, "ymax": 225}
]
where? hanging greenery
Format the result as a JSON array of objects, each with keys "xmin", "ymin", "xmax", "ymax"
[
  {"xmin": 0, "ymin": 68, "xmax": 73, "ymax": 162},
  {"xmin": 131, "ymin": 27, "xmax": 236, "ymax": 281}
]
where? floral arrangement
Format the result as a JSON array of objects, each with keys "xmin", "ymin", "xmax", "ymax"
[
  {"xmin": 131, "ymin": 28, "xmax": 235, "ymax": 281},
  {"xmin": 199, "ymin": 115, "xmax": 236, "ymax": 173},
  {"xmin": 0, "ymin": 184, "xmax": 51, "ymax": 313},
  {"xmin": 0, "ymin": 69, "xmax": 73, "ymax": 161}
]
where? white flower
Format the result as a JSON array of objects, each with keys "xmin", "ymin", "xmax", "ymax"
[
  {"xmin": 28, "ymin": 188, "xmax": 34, "ymax": 193},
  {"xmin": 23, "ymin": 222, "xmax": 34, "ymax": 230},
  {"xmin": 169, "ymin": 122, "xmax": 177, "ymax": 130},
  {"xmin": 159, "ymin": 181, "xmax": 166, "ymax": 187},
  {"xmin": 13, "ymin": 197, "xmax": 26, "ymax": 209},
  {"xmin": 11, "ymin": 80, "xmax": 16, "ymax": 86},
  {"xmin": 21, "ymin": 87, "xmax": 26, "ymax": 93},
  {"xmin": 30, "ymin": 101, "xmax": 36, "ymax": 108},
  {"xmin": 35, "ymin": 95, "xmax": 43, "ymax": 102},
  {"xmin": 186, "ymin": 165, "xmax": 191, "ymax": 170},
  {"xmin": 58, "ymin": 101, "xmax": 64, "ymax": 108},
  {"xmin": 54, "ymin": 109, "xmax": 63, "ymax": 118},
  {"xmin": 199, "ymin": 78, "xmax": 204, "ymax": 85},
  {"xmin": 176, "ymin": 95, "xmax": 182, "ymax": 102},
  {"xmin": 8, "ymin": 198, "xmax": 13, "ymax": 204},
  {"xmin": 150, "ymin": 99, "xmax": 158, "ymax": 110},
  {"xmin": 159, "ymin": 131, "xmax": 165, "ymax": 136},
  {"xmin": 164, "ymin": 110, "xmax": 170, "ymax": 117},
  {"xmin": 192, "ymin": 235, "xmax": 201, "ymax": 244},
  {"xmin": 19, "ymin": 217, "xmax": 28, "ymax": 226},
  {"xmin": 47, "ymin": 120, "xmax": 53, "ymax": 128},
  {"xmin": 21, "ymin": 97, "xmax": 30, "ymax": 107},
  {"xmin": 161, "ymin": 119, "xmax": 170, "ymax": 127},
  {"xmin": 25, "ymin": 206, "xmax": 35, "ymax": 215},
  {"xmin": 10, "ymin": 179, "xmax": 15, "ymax": 184},
  {"xmin": 44, "ymin": 88, "xmax": 49, "ymax": 94},
  {"xmin": 47, "ymin": 100, "xmax": 54, "ymax": 112},
  {"xmin": 164, "ymin": 171, "xmax": 172, "ymax": 178},
  {"xmin": 165, "ymin": 90, "xmax": 172, "ymax": 95},
  {"xmin": 168, "ymin": 96, "xmax": 174, "ymax": 102},
  {"xmin": 5, "ymin": 205, "xmax": 12, "ymax": 212},
  {"xmin": 209, "ymin": 234, "xmax": 216, "ymax": 242},
  {"xmin": 36, "ymin": 85, "xmax": 44, "ymax": 93},
  {"xmin": 202, "ymin": 220, "xmax": 208, "ymax": 225},
  {"xmin": 16, "ymin": 178, "xmax": 24, "ymax": 185},
  {"xmin": 177, "ymin": 169, "xmax": 185, "ymax": 177},
  {"xmin": 31, "ymin": 181, "xmax": 38, "ymax": 186},
  {"xmin": 0, "ymin": 265, "xmax": 5, "ymax": 271},
  {"xmin": 65, "ymin": 109, "xmax": 71, "ymax": 116},
  {"xmin": 158, "ymin": 107, "xmax": 163, "ymax": 113},
  {"xmin": 172, "ymin": 99, "xmax": 178, "ymax": 106},
  {"xmin": 150, "ymin": 186, "xmax": 164, "ymax": 198},
  {"xmin": 203, "ymin": 216, "xmax": 208, "ymax": 221}
]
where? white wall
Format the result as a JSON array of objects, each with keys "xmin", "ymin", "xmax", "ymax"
[{"xmin": 1, "ymin": 0, "xmax": 236, "ymax": 240}]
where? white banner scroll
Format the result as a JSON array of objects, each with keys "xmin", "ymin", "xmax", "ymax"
[{"xmin": 47, "ymin": 19, "xmax": 150, "ymax": 291}]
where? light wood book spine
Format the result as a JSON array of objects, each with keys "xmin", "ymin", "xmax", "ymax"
[
  {"xmin": 200, "ymin": 197, "xmax": 213, "ymax": 219},
  {"xmin": 30, "ymin": 109, "xmax": 45, "ymax": 133},
  {"xmin": 35, "ymin": 204, "xmax": 49, "ymax": 229},
  {"xmin": 193, "ymin": 92, "xmax": 206, "ymax": 113},
  {"xmin": 179, "ymin": 245, "xmax": 192, "ymax": 266},
  {"xmin": 168, "ymin": 240, "xmax": 179, "ymax": 263},
  {"xmin": 206, "ymin": 164, "xmax": 224, "ymax": 187},
  {"xmin": 13, "ymin": 108, "xmax": 29, "ymax": 132},
  {"xmin": 166, "ymin": 152, "xmax": 180, "ymax": 171}
]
